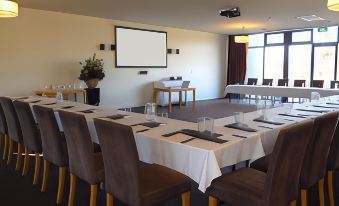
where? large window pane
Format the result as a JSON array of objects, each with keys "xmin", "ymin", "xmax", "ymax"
[
  {"xmin": 288, "ymin": 45, "xmax": 312, "ymax": 86},
  {"xmin": 249, "ymin": 33, "xmax": 264, "ymax": 47},
  {"xmin": 246, "ymin": 48, "xmax": 264, "ymax": 84},
  {"xmin": 264, "ymin": 46, "xmax": 284, "ymax": 82},
  {"xmin": 337, "ymin": 44, "xmax": 339, "ymax": 81},
  {"xmin": 292, "ymin": 31, "xmax": 311, "ymax": 42},
  {"xmin": 314, "ymin": 46, "xmax": 336, "ymax": 88},
  {"xmin": 267, "ymin": 33, "xmax": 284, "ymax": 44},
  {"xmin": 313, "ymin": 26, "xmax": 338, "ymax": 43}
]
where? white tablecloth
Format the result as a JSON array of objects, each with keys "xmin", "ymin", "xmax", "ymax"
[
  {"xmin": 17, "ymin": 95, "xmax": 339, "ymax": 192},
  {"xmin": 224, "ymin": 85, "xmax": 339, "ymax": 98}
]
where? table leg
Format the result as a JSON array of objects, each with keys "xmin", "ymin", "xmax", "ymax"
[
  {"xmin": 83, "ymin": 91, "xmax": 87, "ymax": 104},
  {"xmin": 168, "ymin": 91, "xmax": 172, "ymax": 113},
  {"xmin": 185, "ymin": 91, "xmax": 187, "ymax": 105},
  {"xmin": 153, "ymin": 89, "xmax": 158, "ymax": 103},
  {"xmin": 193, "ymin": 89, "xmax": 196, "ymax": 111},
  {"xmin": 74, "ymin": 93, "xmax": 77, "ymax": 102},
  {"xmin": 179, "ymin": 91, "xmax": 182, "ymax": 109}
]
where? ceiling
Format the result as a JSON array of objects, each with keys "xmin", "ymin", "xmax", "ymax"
[{"xmin": 17, "ymin": 0, "xmax": 339, "ymax": 34}]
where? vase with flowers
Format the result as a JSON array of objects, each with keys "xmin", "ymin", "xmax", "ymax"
[{"xmin": 79, "ymin": 53, "xmax": 105, "ymax": 89}]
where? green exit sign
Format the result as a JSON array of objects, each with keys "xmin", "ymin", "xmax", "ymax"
[{"xmin": 318, "ymin": 27, "xmax": 328, "ymax": 32}]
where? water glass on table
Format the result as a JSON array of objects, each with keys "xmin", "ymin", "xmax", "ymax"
[
  {"xmin": 197, "ymin": 117, "xmax": 214, "ymax": 136},
  {"xmin": 233, "ymin": 112, "xmax": 244, "ymax": 126},
  {"xmin": 144, "ymin": 103, "xmax": 157, "ymax": 122}
]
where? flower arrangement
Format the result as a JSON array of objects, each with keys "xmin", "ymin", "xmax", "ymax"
[{"xmin": 79, "ymin": 53, "xmax": 105, "ymax": 82}]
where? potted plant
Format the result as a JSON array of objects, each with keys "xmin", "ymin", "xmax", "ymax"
[{"xmin": 79, "ymin": 53, "xmax": 105, "ymax": 89}]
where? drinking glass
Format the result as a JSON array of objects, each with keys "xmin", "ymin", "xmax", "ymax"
[
  {"xmin": 144, "ymin": 103, "xmax": 157, "ymax": 121},
  {"xmin": 310, "ymin": 92, "xmax": 321, "ymax": 103},
  {"xmin": 256, "ymin": 100, "xmax": 267, "ymax": 119},
  {"xmin": 56, "ymin": 86, "xmax": 64, "ymax": 102},
  {"xmin": 233, "ymin": 112, "xmax": 244, "ymax": 125},
  {"xmin": 198, "ymin": 117, "xmax": 214, "ymax": 135},
  {"xmin": 285, "ymin": 103, "xmax": 293, "ymax": 114}
]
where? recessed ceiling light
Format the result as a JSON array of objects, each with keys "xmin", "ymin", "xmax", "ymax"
[{"xmin": 296, "ymin": 15, "xmax": 325, "ymax": 22}]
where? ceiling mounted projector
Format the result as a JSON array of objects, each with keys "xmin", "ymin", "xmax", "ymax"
[{"xmin": 219, "ymin": 7, "xmax": 241, "ymax": 18}]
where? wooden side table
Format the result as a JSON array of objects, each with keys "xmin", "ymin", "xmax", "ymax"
[
  {"xmin": 153, "ymin": 87, "xmax": 196, "ymax": 112},
  {"xmin": 34, "ymin": 89, "xmax": 86, "ymax": 103}
]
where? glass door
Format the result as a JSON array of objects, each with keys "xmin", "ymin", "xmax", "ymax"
[{"xmin": 313, "ymin": 46, "xmax": 336, "ymax": 88}]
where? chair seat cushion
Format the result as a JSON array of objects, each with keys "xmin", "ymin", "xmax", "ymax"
[
  {"xmin": 140, "ymin": 164, "xmax": 191, "ymax": 206},
  {"xmin": 208, "ymin": 168, "xmax": 266, "ymax": 206},
  {"xmin": 250, "ymin": 155, "xmax": 271, "ymax": 173}
]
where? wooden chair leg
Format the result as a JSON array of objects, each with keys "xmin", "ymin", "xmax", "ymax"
[
  {"xmin": 2, "ymin": 134, "xmax": 8, "ymax": 160},
  {"xmin": 15, "ymin": 143, "xmax": 23, "ymax": 171},
  {"xmin": 56, "ymin": 167, "xmax": 66, "ymax": 204},
  {"xmin": 208, "ymin": 196, "xmax": 218, "ymax": 206},
  {"xmin": 290, "ymin": 200, "xmax": 297, "ymax": 206},
  {"xmin": 328, "ymin": 171, "xmax": 335, "ymax": 206},
  {"xmin": 22, "ymin": 147, "xmax": 30, "ymax": 176},
  {"xmin": 106, "ymin": 193, "xmax": 114, "ymax": 206},
  {"xmin": 301, "ymin": 189, "xmax": 308, "ymax": 206},
  {"xmin": 41, "ymin": 160, "xmax": 50, "ymax": 192},
  {"xmin": 318, "ymin": 178, "xmax": 325, "ymax": 206},
  {"xmin": 90, "ymin": 184, "xmax": 98, "ymax": 206},
  {"xmin": 33, "ymin": 153, "xmax": 41, "ymax": 185},
  {"xmin": 6, "ymin": 138, "xmax": 13, "ymax": 165},
  {"xmin": 181, "ymin": 191, "xmax": 190, "ymax": 206},
  {"xmin": 68, "ymin": 174, "xmax": 76, "ymax": 206}
]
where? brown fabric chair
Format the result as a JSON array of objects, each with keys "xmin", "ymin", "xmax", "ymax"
[
  {"xmin": 32, "ymin": 105, "xmax": 68, "ymax": 204},
  {"xmin": 278, "ymin": 79, "xmax": 289, "ymax": 86},
  {"xmin": 247, "ymin": 78, "xmax": 258, "ymax": 85},
  {"xmin": 262, "ymin": 79, "xmax": 273, "ymax": 86},
  {"xmin": 326, "ymin": 121, "xmax": 339, "ymax": 206},
  {"xmin": 94, "ymin": 119, "xmax": 191, "ymax": 206},
  {"xmin": 311, "ymin": 80, "xmax": 324, "ymax": 88},
  {"xmin": 13, "ymin": 101, "xmax": 42, "ymax": 183},
  {"xmin": 208, "ymin": 120, "xmax": 314, "ymax": 206},
  {"xmin": 0, "ymin": 97, "xmax": 24, "ymax": 171},
  {"xmin": 0, "ymin": 103, "xmax": 8, "ymax": 160},
  {"xmin": 330, "ymin": 80, "xmax": 339, "ymax": 89},
  {"xmin": 294, "ymin": 80, "xmax": 306, "ymax": 87},
  {"xmin": 251, "ymin": 111, "xmax": 339, "ymax": 206},
  {"xmin": 58, "ymin": 111, "xmax": 104, "ymax": 206}
]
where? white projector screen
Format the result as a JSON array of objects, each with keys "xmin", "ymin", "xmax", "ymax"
[{"xmin": 115, "ymin": 26, "xmax": 167, "ymax": 68}]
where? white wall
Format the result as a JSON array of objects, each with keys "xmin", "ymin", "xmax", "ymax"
[{"xmin": 0, "ymin": 8, "xmax": 228, "ymax": 108}]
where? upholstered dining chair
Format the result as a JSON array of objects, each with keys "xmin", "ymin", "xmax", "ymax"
[
  {"xmin": 208, "ymin": 119, "xmax": 314, "ymax": 206},
  {"xmin": 247, "ymin": 78, "xmax": 258, "ymax": 85},
  {"xmin": 33, "ymin": 105, "xmax": 68, "ymax": 204},
  {"xmin": 0, "ymin": 97, "xmax": 24, "ymax": 171},
  {"xmin": 262, "ymin": 79, "xmax": 273, "ymax": 86},
  {"xmin": 278, "ymin": 79, "xmax": 289, "ymax": 86},
  {"xmin": 58, "ymin": 111, "xmax": 104, "ymax": 206},
  {"xmin": 294, "ymin": 79, "xmax": 306, "ymax": 87},
  {"xmin": 251, "ymin": 111, "xmax": 339, "ymax": 206},
  {"xmin": 94, "ymin": 119, "xmax": 191, "ymax": 206},
  {"xmin": 330, "ymin": 80, "xmax": 339, "ymax": 89},
  {"xmin": 311, "ymin": 80, "xmax": 324, "ymax": 88},
  {"xmin": 0, "ymin": 103, "xmax": 8, "ymax": 160},
  {"xmin": 326, "ymin": 119, "xmax": 339, "ymax": 206},
  {"xmin": 13, "ymin": 101, "xmax": 42, "ymax": 184}
]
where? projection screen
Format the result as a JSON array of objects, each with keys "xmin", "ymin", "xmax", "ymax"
[{"xmin": 115, "ymin": 26, "xmax": 167, "ymax": 68}]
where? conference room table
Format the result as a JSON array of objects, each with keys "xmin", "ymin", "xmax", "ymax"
[
  {"xmin": 224, "ymin": 84, "xmax": 339, "ymax": 99},
  {"xmin": 11, "ymin": 96, "xmax": 339, "ymax": 192}
]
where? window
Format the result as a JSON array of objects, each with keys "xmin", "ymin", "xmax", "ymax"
[
  {"xmin": 313, "ymin": 26, "xmax": 338, "ymax": 43},
  {"xmin": 288, "ymin": 45, "xmax": 312, "ymax": 86},
  {"xmin": 313, "ymin": 46, "xmax": 336, "ymax": 88},
  {"xmin": 264, "ymin": 46, "xmax": 284, "ymax": 81},
  {"xmin": 267, "ymin": 33, "xmax": 284, "ymax": 44},
  {"xmin": 246, "ymin": 48, "xmax": 264, "ymax": 84},
  {"xmin": 249, "ymin": 33, "xmax": 264, "ymax": 47},
  {"xmin": 292, "ymin": 31, "xmax": 312, "ymax": 42}
]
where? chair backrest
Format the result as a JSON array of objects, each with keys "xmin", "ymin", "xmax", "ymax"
[
  {"xmin": 0, "ymin": 97, "xmax": 23, "ymax": 143},
  {"xmin": 294, "ymin": 80, "xmax": 306, "ymax": 87},
  {"xmin": 0, "ymin": 103, "xmax": 7, "ymax": 135},
  {"xmin": 311, "ymin": 80, "xmax": 324, "ymax": 88},
  {"xmin": 278, "ymin": 79, "xmax": 289, "ymax": 86},
  {"xmin": 262, "ymin": 79, "xmax": 273, "ymax": 86},
  {"xmin": 247, "ymin": 78, "xmax": 258, "ymax": 85},
  {"xmin": 300, "ymin": 111, "xmax": 339, "ymax": 188},
  {"xmin": 181, "ymin": 81, "xmax": 190, "ymax": 88},
  {"xmin": 263, "ymin": 120, "xmax": 314, "ymax": 206},
  {"xmin": 13, "ymin": 101, "xmax": 42, "ymax": 153},
  {"xmin": 94, "ymin": 119, "xmax": 141, "ymax": 206},
  {"xmin": 330, "ymin": 81, "xmax": 339, "ymax": 89},
  {"xmin": 32, "ymin": 105, "xmax": 67, "ymax": 167},
  {"xmin": 58, "ymin": 110, "xmax": 102, "ymax": 184},
  {"xmin": 327, "ymin": 119, "xmax": 339, "ymax": 171}
]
